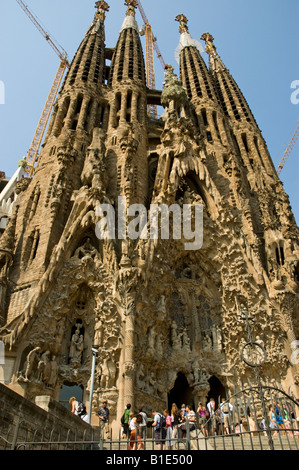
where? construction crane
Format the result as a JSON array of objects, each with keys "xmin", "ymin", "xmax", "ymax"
[
  {"xmin": 277, "ymin": 120, "xmax": 299, "ymax": 175},
  {"xmin": 136, "ymin": 0, "xmax": 166, "ymax": 119},
  {"xmin": 16, "ymin": 0, "xmax": 70, "ymax": 177}
]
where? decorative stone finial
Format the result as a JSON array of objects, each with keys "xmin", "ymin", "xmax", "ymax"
[
  {"xmin": 200, "ymin": 32, "xmax": 226, "ymax": 71},
  {"xmin": 124, "ymin": 0, "xmax": 137, "ymax": 16},
  {"xmin": 94, "ymin": 1, "xmax": 109, "ymax": 22},
  {"xmin": 201, "ymin": 32, "xmax": 216, "ymax": 54},
  {"xmin": 175, "ymin": 14, "xmax": 189, "ymax": 34}
]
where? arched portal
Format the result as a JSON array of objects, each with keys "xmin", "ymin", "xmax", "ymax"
[
  {"xmin": 168, "ymin": 372, "xmax": 194, "ymax": 411},
  {"xmin": 206, "ymin": 375, "xmax": 226, "ymax": 408},
  {"xmin": 59, "ymin": 382, "xmax": 84, "ymax": 410}
]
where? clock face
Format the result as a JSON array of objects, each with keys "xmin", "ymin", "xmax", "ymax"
[{"xmin": 241, "ymin": 342, "xmax": 267, "ymax": 367}]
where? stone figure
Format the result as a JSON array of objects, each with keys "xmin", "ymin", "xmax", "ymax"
[
  {"xmin": 37, "ymin": 350, "xmax": 51, "ymax": 382},
  {"xmin": 69, "ymin": 327, "xmax": 84, "ymax": 365},
  {"xmin": 182, "ymin": 328, "xmax": 191, "ymax": 350},
  {"xmin": 202, "ymin": 334, "xmax": 212, "ymax": 351},
  {"xmin": 94, "ymin": 317, "xmax": 104, "ymax": 347},
  {"xmin": 136, "ymin": 364, "xmax": 146, "ymax": 390},
  {"xmin": 171, "ymin": 321, "xmax": 182, "ymax": 350},
  {"xmin": 100, "ymin": 357, "xmax": 116, "ymax": 389},
  {"xmin": 48, "ymin": 355, "xmax": 58, "ymax": 387},
  {"xmin": 24, "ymin": 347, "xmax": 41, "ymax": 381},
  {"xmin": 74, "ymin": 237, "xmax": 98, "ymax": 262},
  {"xmin": 148, "ymin": 327, "xmax": 156, "ymax": 350}
]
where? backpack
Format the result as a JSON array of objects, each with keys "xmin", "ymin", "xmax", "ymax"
[
  {"xmin": 121, "ymin": 413, "xmax": 125, "ymax": 425},
  {"xmin": 77, "ymin": 401, "xmax": 86, "ymax": 416},
  {"xmin": 157, "ymin": 413, "xmax": 166, "ymax": 430}
]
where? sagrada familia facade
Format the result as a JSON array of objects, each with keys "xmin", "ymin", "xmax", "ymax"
[{"xmin": 0, "ymin": 1, "xmax": 298, "ymax": 428}]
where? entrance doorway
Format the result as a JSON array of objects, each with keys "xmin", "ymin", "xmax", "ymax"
[
  {"xmin": 206, "ymin": 375, "xmax": 226, "ymax": 408},
  {"xmin": 59, "ymin": 382, "xmax": 84, "ymax": 410},
  {"xmin": 168, "ymin": 372, "xmax": 194, "ymax": 411}
]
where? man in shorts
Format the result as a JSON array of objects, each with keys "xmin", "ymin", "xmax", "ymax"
[{"xmin": 152, "ymin": 410, "xmax": 166, "ymax": 450}]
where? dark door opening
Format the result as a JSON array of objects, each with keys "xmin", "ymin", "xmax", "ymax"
[
  {"xmin": 206, "ymin": 375, "xmax": 226, "ymax": 409},
  {"xmin": 59, "ymin": 382, "xmax": 84, "ymax": 410},
  {"xmin": 168, "ymin": 372, "xmax": 194, "ymax": 411}
]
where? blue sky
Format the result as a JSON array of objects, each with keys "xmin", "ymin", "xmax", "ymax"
[{"xmin": 0, "ymin": 0, "xmax": 298, "ymax": 222}]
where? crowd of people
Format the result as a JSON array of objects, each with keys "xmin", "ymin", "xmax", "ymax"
[
  {"xmin": 69, "ymin": 395, "xmax": 299, "ymax": 448},
  {"xmin": 120, "ymin": 402, "xmax": 198, "ymax": 450}
]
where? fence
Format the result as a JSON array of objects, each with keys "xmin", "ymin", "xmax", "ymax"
[{"xmin": 1, "ymin": 384, "xmax": 299, "ymax": 451}]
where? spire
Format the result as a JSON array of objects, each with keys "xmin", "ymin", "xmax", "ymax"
[
  {"xmin": 120, "ymin": 0, "xmax": 139, "ymax": 33},
  {"xmin": 201, "ymin": 32, "xmax": 259, "ymax": 126},
  {"xmin": 60, "ymin": 2, "xmax": 109, "ymax": 91},
  {"xmin": 201, "ymin": 32, "xmax": 226, "ymax": 72},
  {"xmin": 175, "ymin": 14, "xmax": 217, "ymax": 104},
  {"xmin": 108, "ymin": 0, "xmax": 145, "ymax": 86},
  {"xmin": 175, "ymin": 14, "xmax": 204, "ymax": 61}
]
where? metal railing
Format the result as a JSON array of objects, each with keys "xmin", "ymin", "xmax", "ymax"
[{"xmin": 1, "ymin": 385, "xmax": 299, "ymax": 451}]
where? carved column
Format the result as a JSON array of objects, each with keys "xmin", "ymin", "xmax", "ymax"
[{"xmin": 118, "ymin": 265, "xmax": 139, "ymax": 410}]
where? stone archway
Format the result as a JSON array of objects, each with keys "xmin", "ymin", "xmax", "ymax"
[
  {"xmin": 59, "ymin": 381, "xmax": 84, "ymax": 410},
  {"xmin": 206, "ymin": 375, "xmax": 226, "ymax": 408},
  {"xmin": 168, "ymin": 372, "xmax": 195, "ymax": 411}
]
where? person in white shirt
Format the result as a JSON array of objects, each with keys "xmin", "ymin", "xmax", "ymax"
[{"xmin": 138, "ymin": 408, "xmax": 147, "ymax": 440}]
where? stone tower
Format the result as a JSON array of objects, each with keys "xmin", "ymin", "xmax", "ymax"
[{"xmin": 0, "ymin": 3, "xmax": 298, "ymax": 430}]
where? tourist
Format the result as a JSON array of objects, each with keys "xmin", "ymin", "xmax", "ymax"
[
  {"xmin": 186, "ymin": 404, "xmax": 196, "ymax": 431},
  {"xmin": 273, "ymin": 401, "xmax": 286, "ymax": 435},
  {"xmin": 121, "ymin": 403, "xmax": 131, "ymax": 439},
  {"xmin": 163, "ymin": 409, "xmax": 173, "ymax": 450},
  {"xmin": 269, "ymin": 405, "xmax": 278, "ymax": 436},
  {"xmin": 180, "ymin": 403, "xmax": 187, "ymax": 416},
  {"xmin": 98, "ymin": 400, "xmax": 110, "ymax": 440},
  {"xmin": 233, "ymin": 404, "xmax": 244, "ymax": 435},
  {"xmin": 128, "ymin": 414, "xmax": 144, "ymax": 450},
  {"xmin": 152, "ymin": 410, "xmax": 166, "ymax": 450},
  {"xmin": 220, "ymin": 398, "xmax": 233, "ymax": 435},
  {"xmin": 177, "ymin": 404, "xmax": 196, "ymax": 440},
  {"xmin": 170, "ymin": 403, "xmax": 180, "ymax": 440},
  {"xmin": 206, "ymin": 398, "xmax": 217, "ymax": 435},
  {"xmin": 69, "ymin": 396, "xmax": 86, "ymax": 418},
  {"xmin": 139, "ymin": 408, "xmax": 148, "ymax": 440},
  {"xmin": 69, "ymin": 396, "xmax": 79, "ymax": 415},
  {"xmin": 197, "ymin": 402, "xmax": 208, "ymax": 436},
  {"xmin": 282, "ymin": 404, "xmax": 294, "ymax": 437}
]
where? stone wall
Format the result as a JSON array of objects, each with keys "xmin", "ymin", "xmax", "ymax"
[{"xmin": 0, "ymin": 383, "xmax": 101, "ymax": 449}]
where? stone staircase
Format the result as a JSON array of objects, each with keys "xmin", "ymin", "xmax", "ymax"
[{"xmin": 191, "ymin": 433, "xmax": 299, "ymax": 451}]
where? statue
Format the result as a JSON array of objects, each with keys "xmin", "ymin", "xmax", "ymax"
[
  {"xmin": 94, "ymin": 317, "xmax": 104, "ymax": 347},
  {"xmin": 171, "ymin": 321, "xmax": 182, "ymax": 350},
  {"xmin": 48, "ymin": 355, "xmax": 58, "ymax": 387},
  {"xmin": 74, "ymin": 237, "xmax": 98, "ymax": 262},
  {"xmin": 24, "ymin": 347, "xmax": 41, "ymax": 381},
  {"xmin": 69, "ymin": 327, "xmax": 84, "ymax": 365},
  {"xmin": 100, "ymin": 357, "xmax": 116, "ymax": 389},
  {"xmin": 37, "ymin": 350, "xmax": 51, "ymax": 383}
]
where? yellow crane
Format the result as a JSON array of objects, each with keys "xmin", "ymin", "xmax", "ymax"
[
  {"xmin": 277, "ymin": 120, "xmax": 299, "ymax": 175},
  {"xmin": 136, "ymin": 0, "xmax": 166, "ymax": 119},
  {"xmin": 16, "ymin": 0, "xmax": 70, "ymax": 177}
]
